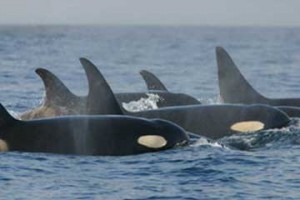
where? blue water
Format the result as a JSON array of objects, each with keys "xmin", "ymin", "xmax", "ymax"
[{"xmin": 1, "ymin": 25, "xmax": 300, "ymax": 199}]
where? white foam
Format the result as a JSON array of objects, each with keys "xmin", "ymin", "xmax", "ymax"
[
  {"xmin": 191, "ymin": 137, "xmax": 225, "ymax": 149},
  {"xmin": 199, "ymin": 96, "xmax": 222, "ymax": 105},
  {"xmin": 122, "ymin": 93, "xmax": 162, "ymax": 112}
]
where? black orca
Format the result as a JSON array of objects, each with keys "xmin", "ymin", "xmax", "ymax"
[
  {"xmin": 0, "ymin": 104, "xmax": 189, "ymax": 155},
  {"xmin": 1, "ymin": 59, "xmax": 189, "ymax": 155},
  {"xmin": 79, "ymin": 58, "xmax": 290, "ymax": 139},
  {"xmin": 216, "ymin": 46, "xmax": 300, "ymax": 108},
  {"xmin": 20, "ymin": 63, "xmax": 200, "ymax": 120},
  {"xmin": 21, "ymin": 58, "xmax": 290, "ymax": 140},
  {"xmin": 139, "ymin": 70, "xmax": 168, "ymax": 91},
  {"xmin": 115, "ymin": 68, "xmax": 201, "ymax": 107},
  {"xmin": 131, "ymin": 104, "xmax": 290, "ymax": 139}
]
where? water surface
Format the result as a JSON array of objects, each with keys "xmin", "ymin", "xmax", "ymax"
[{"xmin": 0, "ymin": 25, "xmax": 300, "ymax": 199}]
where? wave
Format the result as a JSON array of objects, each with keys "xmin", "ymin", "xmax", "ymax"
[{"xmin": 219, "ymin": 118, "xmax": 300, "ymax": 150}]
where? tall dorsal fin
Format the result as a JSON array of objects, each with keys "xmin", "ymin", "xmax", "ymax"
[
  {"xmin": 35, "ymin": 68, "xmax": 79, "ymax": 106},
  {"xmin": 216, "ymin": 46, "xmax": 268, "ymax": 104},
  {"xmin": 79, "ymin": 58, "xmax": 123, "ymax": 115},
  {"xmin": 140, "ymin": 70, "xmax": 168, "ymax": 91}
]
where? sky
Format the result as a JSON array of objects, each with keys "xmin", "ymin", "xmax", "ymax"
[{"xmin": 0, "ymin": 0, "xmax": 300, "ymax": 26}]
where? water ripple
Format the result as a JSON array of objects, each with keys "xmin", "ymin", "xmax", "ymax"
[{"xmin": 0, "ymin": 26, "xmax": 300, "ymax": 199}]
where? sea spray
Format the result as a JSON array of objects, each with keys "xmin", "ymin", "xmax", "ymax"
[{"xmin": 122, "ymin": 93, "xmax": 162, "ymax": 112}]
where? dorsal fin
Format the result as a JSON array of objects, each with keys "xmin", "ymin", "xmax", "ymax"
[
  {"xmin": 79, "ymin": 58, "xmax": 123, "ymax": 115},
  {"xmin": 216, "ymin": 46, "xmax": 268, "ymax": 104},
  {"xmin": 0, "ymin": 104, "xmax": 17, "ymax": 129},
  {"xmin": 140, "ymin": 70, "xmax": 168, "ymax": 91},
  {"xmin": 35, "ymin": 68, "xmax": 79, "ymax": 106}
]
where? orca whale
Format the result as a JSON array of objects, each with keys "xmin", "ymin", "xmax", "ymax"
[
  {"xmin": 0, "ymin": 59, "xmax": 189, "ymax": 155},
  {"xmin": 131, "ymin": 104, "xmax": 290, "ymax": 139},
  {"xmin": 0, "ymin": 104, "xmax": 189, "ymax": 155},
  {"xmin": 216, "ymin": 46, "xmax": 300, "ymax": 108},
  {"xmin": 117, "ymin": 69, "xmax": 200, "ymax": 107},
  {"xmin": 79, "ymin": 58, "xmax": 291, "ymax": 139},
  {"xmin": 20, "ymin": 58, "xmax": 290, "ymax": 139},
  {"xmin": 20, "ymin": 64, "xmax": 200, "ymax": 120},
  {"xmin": 137, "ymin": 69, "xmax": 201, "ymax": 106}
]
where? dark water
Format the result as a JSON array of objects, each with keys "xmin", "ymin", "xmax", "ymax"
[{"xmin": 0, "ymin": 25, "xmax": 300, "ymax": 199}]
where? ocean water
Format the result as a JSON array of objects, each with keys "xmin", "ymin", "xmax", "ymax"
[{"xmin": 0, "ymin": 25, "xmax": 300, "ymax": 199}]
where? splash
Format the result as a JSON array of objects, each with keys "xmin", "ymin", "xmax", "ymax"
[
  {"xmin": 191, "ymin": 137, "xmax": 227, "ymax": 149},
  {"xmin": 122, "ymin": 93, "xmax": 162, "ymax": 112},
  {"xmin": 199, "ymin": 95, "xmax": 222, "ymax": 105}
]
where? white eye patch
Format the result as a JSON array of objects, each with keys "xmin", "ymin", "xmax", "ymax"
[
  {"xmin": 138, "ymin": 135, "xmax": 167, "ymax": 149},
  {"xmin": 230, "ymin": 121, "xmax": 265, "ymax": 133},
  {"xmin": 0, "ymin": 139, "xmax": 9, "ymax": 152}
]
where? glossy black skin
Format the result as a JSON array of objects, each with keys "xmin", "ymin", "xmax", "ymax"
[
  {"xmin": 1, "ymin": 111, "xmax": 189, "ymax": 156},
  {"xmin": 129, "ymin": 104, "xmax": 290, "ymax": 139},
  {"xmin": 78, "ymin": 58, "xmax": 290, "ymax": 140},
  {"xmin": 20, "ymin": 58, "xmax": 290, "ymax": 143},
  {"xmin": 216, "ymin": 46, "xmax": 300, "ymax": 108},
  {"xmin": 13, "ymin": 59, "xmax": 189, "ymax": 156}
]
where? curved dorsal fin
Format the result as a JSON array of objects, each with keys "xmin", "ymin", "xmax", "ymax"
[
  {"xmin": 140, "ymin": 70, "xmax": 168, "ymax": 91},
  {"xmin": 216, "ymin": 46, "xmax": 268, "ymax": 104},
  {"xmin": 35, "ymin": 68, "xmax": 79, "ymax": 106},
  {"xmin": 79, "ymin": 58, "xmax": 123, "ymax": 115}
]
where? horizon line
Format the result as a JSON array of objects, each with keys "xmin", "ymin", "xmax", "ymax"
[{"xmin": 0, "ymin": 23, "xmax": 299, "ymax": 29}]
